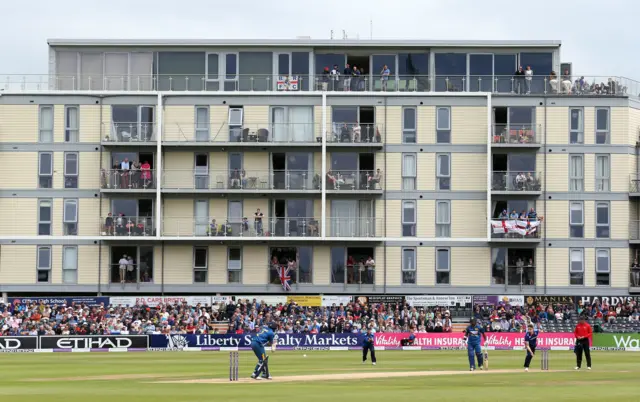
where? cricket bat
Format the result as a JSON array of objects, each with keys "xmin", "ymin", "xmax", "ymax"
[{"xmin": 483, "ymin": 348, "xmax": 489, "ymax": 370}]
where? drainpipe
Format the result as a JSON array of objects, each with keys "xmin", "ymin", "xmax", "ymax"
[
  {"xmin": 97, "ymin": 95, "xmax": 104, "ymax": 295},
  {"xmin": 383, "ymin": 96, "xmax": 388, "ymax": 294},
  {"xmin": 543, "ymin": 97, "xmax": 548, "ymax": 295}
]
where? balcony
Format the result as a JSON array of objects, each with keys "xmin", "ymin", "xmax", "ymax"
[
  {"xmin": 630, "ymin": 175, "xmax": 640, "ymax": 196},
  {"xmin": 490, "ymin": 219, "xmax": 542, "ymax": 243},
  {"xmin": 100, "ymin": 216, "xmax": 156, "ymax": 237},
  {"xmin": 102, "ymin": 122, "xmax": 156, "ymax": 144},
  {"xmin": 326, "ymin": 170, "xmax": 384, "ymax": 194},
  {"xmin": 326, "ymin": 123, "xmax": 384, "ymax": 148},
  {"xmin": 162, "ymin": 217, "xmax": 321, "ymax": 238},
  {"xmin": 161, "ymin": 170, "xmax": 320, "ymax": 194},
  {"xmin": 631, "ymin": 269, "xmax": 640, "ymax": 293},
  {"xmin": 100, "ymin": 169, "xmax": 156, "ymax": 193},
  {"xmin": 491, "ymin": 124, "xmax": 541, "ymax": 147},
  {"xmin": 491, "ymin": 171, "xmax": 541, "ymax": 195},
  {"xmin": 164, "ymin": 122, "xmax": 321, "ymax": 146},
  {"xmin": 327, "ymin": 217, "xmax": 382, "ymax": 238}
]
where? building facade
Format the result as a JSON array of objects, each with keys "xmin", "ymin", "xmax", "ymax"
[{"xmin": 0, "ymin": 38, "xmax": 639, "ymax": 296}]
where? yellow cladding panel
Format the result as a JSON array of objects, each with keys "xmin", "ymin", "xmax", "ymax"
[
  {"xmin": 385, "ymin": 247, "xmax": 401, "ymax": 286},
  {"xmin": 163, "ymin": 152, "xmax": 194, "ymax": 188},
  {"xmin": 79, "ymin": 152, "xmax": 100, "ymax": 189},
  {"xmin": 382, "ymin": 106, "xmax": 401, "ymax": 144},
  {"xmin": 611, "ymin": 248, "xmax": 630, "ymax": 288},
  {"xmin": 610, "ymin": 107, "xmax": 628, "ymax": 146},
  {"xmin": 629, "ymin": 108, "xmax": 640, "ymax": 145},
  {"xmin": 244, "ymin": 106, "xmax": 269, "ymax": 129},
  {"xmin": 583, "ymin": 154, "xmax": 595, "ymax": 192},
  {"xmin": 243, "ymin": 152, "xmax": 268, "ymax": 173},
  {"xmin": 79, "ymin": 198, "xmax": 100, "ymax": 236},
  {"xmin": 163, "ymin": 245, "xmax": 193, "ymax": 284},
  {"xmin": 79, "ymin": 105, "xmax": 101, "ymax": 142},
  {"xmin": 584, "ymin": 201, "xmax": 594, "ymax": 239},
  {"xmin": 242, "ymin": 246, "xmax": 267, "ymax": 285},
  {"xmin": 78, "ymin": 245, "xmax": 99, "ymax": 285},
  {"xmin": 52, "ymin": 199, "xmax": 64, "ymax": 236},
  {"xmin": 100, "ymin": 247, "xmax": 109, "ymax": 285},
  {"xmin": 545, "ymin": 200, "xmax": 569, "ymax": 239},
  {"xmin": 163, "ymin": 199, "xmax": 194, "ymax": 236},
  {"xmin": 417, "ymin": 200, "xmax": 435, "ymax": 238},
  {"xmin": 583, "ymin": 108, "xmax": 595, "ymax": 144},
  {"xmin": 0, "ymin": 198, "xmax": 37, "ymax": 236},
  {"xmin": 313, "ymin": 246, "xmax": 330, "ymax": 285},
  {"xmin": 452, "ymin": 106, "xmax": 487, "ymax": 144},
  {"xmin": 0, "ymin": 105, "xmax": 38, "ymax": 142},
  {"xmin": 53, "ymin": 105, "xmax": 65, "ymax": 143},
  {"xmin": 544, "ymin": 248, "xmax": 569, "ymax": 287},
  {"xmin": 374, "ymin": 200, "xmax": 384, "ymax": 237},
  {"xmin": 164, "ymin": 106, "xmax": 195, "ymax": 141},
  {"xmin": 417, "ymin": 247, "xmax": 435, "ymax": 286},
  {"xmin": 544, "ymin": 107, "xmax": 569, "ymax": 145},
  {"xmin": 314, "ymin": 106, "xmax": 323, "ymax": 140},
  {"xmin": 452, "ymin": 200, "xmax": 486, "ymax": 238},
  {"xmin": 451, "ymin": 154, "xmax": 486, "ymax": 191},
  {"xmin": 385, "ymin": 200, "xmax": 402, "ymax": 237},
  {"xmin": 313, "ymin": 152, "xmax": 322, "ymax": 175},
  {"xmin": 244, "ymin": 199, "xmax": 269, "ymax": 222},
  {"xmin": 611, "ymin": 154, "xmax": 628, "ymax": 192},
  {"xmin": 611, "ymin": 200, "xmax": 629, "ymax": 240},
  {"xmin": 385, "ymin": 153, "xmax": 402, "ymax": 190},
  {"xmin": 209, "ymin": 198, "xmax": 228, "ymax": 219},
  {"xmin": 0, "ymin": 153, "xmax": 37, "ymax": 188},
  {"xmin": 417, "ymin": 106, "xmax": 435, "ymax": 143},
  {"xmin": 452, "ymin": 247, "xmax": 490, "ymax": 286},
  {"xmin": 541, "ymin": 153, "xmax": 567, "ymax": 192},
  {"xmin": 0, "ymin": 245, "xmax": 36, "ymax": 284},
  {"xmin": 208, "ymin": 245, "xmax": 227, "ymax": 284},
  {"xmin": 584, "ymin": 248, "xmax": 595, "ymax": 286},
  {"xmin": 210, "ymin": 105, "xmax": 229, "ymax": 142},
  {"xmin": 314, "ymin": 199, "xmax": 324, "ymax": 220},
  {"xmin": 50, "ymin": 245, "xmax": 62, "ymax": 284},
  {"xmin": 374, "ymin": 246, "xmax": 385, "ymax": 287},
  {"xmin": 53, "ymin": 151, "xmax": 63, "ymax": 189},
  {"xmin": 417, "ymin": 153, "xmax": 435, "ymax": 191},
  {"xmin": 153, "ymin": 246, "xmax": 163, "ymax": 283},
  {"xmin": 101, "ymin": 105, "xmax": 112, "ymax": 134}
]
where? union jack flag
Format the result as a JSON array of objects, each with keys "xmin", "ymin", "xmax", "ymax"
[{"xmin": 279, "ymin": 265, "xmax": 292, "ymax": 291}]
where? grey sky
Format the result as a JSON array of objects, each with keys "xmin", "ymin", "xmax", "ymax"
[{"xmin": 1, "ymin": 0, "xmax": 637, "ymax": 79}]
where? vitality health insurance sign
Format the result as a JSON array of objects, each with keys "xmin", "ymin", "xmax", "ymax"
[{"xmin": 374, "ymin": 332, "xmax": 576, "ymax": 349}]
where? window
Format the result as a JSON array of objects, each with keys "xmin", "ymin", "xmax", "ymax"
[
  {"xmin": 569, "ymin": 154, "xmax": 584, "ymax": 191},
  {"xmin": 37, "ymin": 246, "xmax": 51, "ymax": 283},
  {"xmin": 569, "ymin": 202, "xmax": 584, "ymax": 238},
  {"xmin": 596, "ymin": 248, "xmax": 611, "ymax": 286},
  {"xmin": 436, "ymin": 107, "xmax": 451, "ymax": 143},
  {"xmin": 596, "ymin": 202, "xmax": 610, "ymax": 238},
  {"xmin": 64, "ymin": 106, "xmax": 79, "ymax": 142},
  {"xmin": 595, "ymin": 108, "xmax": 610, "ymax": 144},
  {"xmin": 38, "ymin": 152, "xmax": 53, "ymax": 188},
  {"xmin": 569, "ymin": 108, "xmax": 583, "ymax": 144},
  {"xmin": 38, "ymin": 199, "xmax": 52, "ymax": 235},
  {"xmin": 64, "ymin": 152, "xmax": 78, "ymax": 189},
  {"xmin": 595, "ymin": 155, "xmax": 610, "ymax": 192},
  {"xmin": 206, "ymin": 53, "xmax": 219, "ymax": 81},
  {"xmin": 62, "ymin": 246, "xmax": 78, "ymax": 284},
  {"xmin": 63, "ymin": 199, "xmax": 78, "ymax": 235},
  {"xmin": 229, "ymin": 108, "xmax": 243, "ymax": 126},
  {"xmin": 194, "ymin": 247, "xmax": 208, "ymax": 283},
  {"xmin": 225, "ymin": 53, "xmax": 238, "ymax": 80},
  {"xmin": 402, "ymin": 107, "xmax": 416, "ymax": 143},
  {"xmin": 228, "ymin": 247, "xmax": 242, "ymax": 283},
  {"xmin": 402, "ymin": 153, "xmax": 416, "ymax": 190},
  {"xmin": 570, "ymin": 248, "xmax": 584, "ymax": 285},
  {"xmin": 402, "ymin": 200, "xmax": 416, "ymax": 236},
  {"xmin": 401, "ymin": 248, "xmax": 416, "ymax": 284},
  {"xmin": 436, "ymin": 153, "xmax": 451, "ymax": 190},
  {"xmin": 195, "ymin": 106, "xmax": 210, "ymax": 141},
  {"xmin": 436, "ymin": 200, "xmax": 451, "ymax": 237},
  {"xmin": 436, "ymin": 248, "xmax": 451, "ymax": 285},
  {"xmin": 39, "ymin": 105, "xmax": 53, "ymax": 142}
]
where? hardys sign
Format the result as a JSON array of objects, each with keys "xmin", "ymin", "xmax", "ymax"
[
  {"xmin": 40, "ymin": 335, "xmax": 149, "ymax": 350},
  {"xmin": 576, "ymin": 296, "xmax": 640, "ymax": 306},
  {"xmin": 0, "ymin": 336, "xmax": 38, "ymax": 352},
  {"xmin": 150, "ymin": 333, "xmax": 362, "ymax": 350}
]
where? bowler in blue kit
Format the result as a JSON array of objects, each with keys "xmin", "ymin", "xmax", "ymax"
[
  {"xmin": 251, "ymin": 322, "xmax": 278, "ymax": 380},
  {"xmin": 362, "ymin": 327, "xmax": 377, "ymax": 365},
  {"xmin": 523, "ymin": 324, "xmax": 539, "ymax": 371},
  {"xmin": 465, "ymin": 318, "xmax": 486, "ymax": 371}
]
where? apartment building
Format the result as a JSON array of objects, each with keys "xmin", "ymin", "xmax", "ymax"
[{"xmin": 0, "ymin": 38, "xmax": 639, "ymax": 297}]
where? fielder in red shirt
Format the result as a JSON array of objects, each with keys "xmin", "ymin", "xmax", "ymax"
[{"xmin": 573, "ymin": 316, "xmax": 592, "ymax": 370}]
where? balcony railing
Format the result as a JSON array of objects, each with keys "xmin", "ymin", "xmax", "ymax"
[
  {"xmin": 630, "ymin": 269, "xmax": 640, "ymax": 288},
  {"xmin": 103, "ymin": 122, "xmax": 156, "ymax": 143},
  {"xmin": 327, "ymin": 217, "xmax": 381, "ymax": 238},
  {"xmin": 162, "ymin": 169, "xmax": 319, "ymax": 191},
  {"xmin": 101, "ymin": 169, "xmax": 156, "ymax": 190},
  {"xmin": 327, "ymin": 123, "xmax": 383, "ymax": 144},
  {"xmin": 166, "ymin": 122, "xmax": 321, "ymax": 143},
  {"xmin": 630, "ymin": 175, "xmax": 640, "ymax": 193},
  {"xmin": 326, "ymin": 170, "xmax": 383, "ymax": 191},
  {"xmin": 3, "ymin": 74, "xmax": 637, "ymax": 97},
  {"xmin": 492, "ymin": 124, "xmax": 540, "ymax": 145},
  {"xmin": 108, "ymin": 264, "xmax": 154, "ymax": 286},
  {"xmin": 630, "ymin": 221, "xmax": 640, "ymax": 241},
  {"xmin": 491, "ymin": 171, "xmax": 541, "ymax": 192},
  {"xmin": 490, "ymin": 218, "xmax": 541, "ymax": 240},
  {"xmin": 162, "ymin": 217, "xmax": 321, "ymax": 237},
  {"xmin": 100, "ymin": 216, "xmax": 155, "ymax": 236}
]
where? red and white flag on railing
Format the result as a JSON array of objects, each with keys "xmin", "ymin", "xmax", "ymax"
[{"xmin": 491, "ymin": 220, "xmax": 540, "ymax": 236}]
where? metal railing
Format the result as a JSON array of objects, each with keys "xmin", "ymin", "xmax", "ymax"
[
  {"xmin": 491, "ymin": 171, "xmax": 541, "ymax": 192},
  {"xmin": 166, "ymin": 122, "xmax": 321, "ymax": 143},
  {"xmin": 327, "ymin": 123, "xmax": 383, "ymax": 144},
  {"xmin": 103, "ymin": 122, "xmax": 156, "ymax": 142},
  {"xmin": 490, "ymin": 218, "xmax": 542, "ymax": 240},
  {"xmin": 100, "ymin": 169, "xmax": 156, "ymax": 190},
  {"xmin": 630, "ymin": 269, "xmax": 640, "ymax": 288},
  {"xmin": 326, "ymin": 170, "xmax": 383, "ymax": 191},
  {"xmin": 161, "ymin": 169, "xmax": 319, "ymax": 191},
  {"xmin": 506, "ymin": 265, "xmax": 536, "ymax": 287},
  {"xmin": 100, "ymin": 216, "xmax": 155, "ymax": 236},
  {"xmin": 2, "ymin": 74, "xmax": 637, "ymax": 97},
  {"xmin": 630, "ymin": 175, "xmax": 640, "ymax": 193},
  {"xmin": 162, "ymin": 217, "xmax": 321, "ymax": 237},
  {"xmin": 327, "ymin": 217, "xmax": 381, "ymax": 238},
  {"xmin": 491, "ymin": 124, "xmax": 540, "ymax": 145},
  {"xmin": 268, "ymin": 264, "xmax": 314, "ymax": 286},
  {"xmin": 630, "ymin": 221, "xmax": 640, "ymax": 241},
  {"xmin": 108, "ymin": 264, "xmax": 154, "ymax": 286}
]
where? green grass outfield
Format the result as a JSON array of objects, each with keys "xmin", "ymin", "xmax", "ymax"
[{"xmin": 0, "ymin": 350, "xmax": 637, "ymax": 402}]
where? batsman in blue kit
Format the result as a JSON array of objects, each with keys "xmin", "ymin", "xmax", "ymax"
[
  {"xmin": 251, "ymin": 322, "xmax": 278, "ymax": 380},
  {"xmin": 465, "ymin": 318, "xmax": 487, "ymax": 371},
  {"xmin": 362, "ymin": 327, "xmax": 377, "ymax": 365}
]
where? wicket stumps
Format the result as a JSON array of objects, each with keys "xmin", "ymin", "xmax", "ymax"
[
  {"xmin": 540, "ymin": 349, "xmax": 549, "ymax": 371},
  {"xmin": 229, "ymin": 351, "xmax": 239, "ymax": 381}
]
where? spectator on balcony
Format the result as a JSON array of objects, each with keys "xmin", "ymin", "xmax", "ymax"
[
  {"xmin": 118, "ymin": 254, "xmax": 129, "ymax": 284},
  {"xmin": 366, "ymin": 256, "xmax": 375, "ymax": 284},
  {"xmin": 104, "ymin": 213, "xmax": 114, "ymax": 236},
  {"xmin": 561, "ymin": 69, "xmax": 572, "ymax": 94},
  {"xmin": 380, "ymin": 65, "xmax": 391, "ymax": 91},
  {"xmin": 326, "ymin": 170, "xmax": 338, "ymax": 189},
  {"xmin": 347, "ymin": 255, "xmax": 356, "ymax": 283},
  {"xmin": 631, "ymin": 259, "xmax": 640, "ymax": 287},
  {"xmin": 514, "ymin": 66, "xmax": 525, "ymax": 94},
  {"xmin": 524, "ymin": 66, "xmax": 533, "ymax": 94},
  {"xmin": 130, "ymin": 161, "xmax": 141, "ymax": 189},
  {"xmin": 352, "ymin": 65, "xmax": 362, "ymax": 91},
  {"xmin": 230, "ymin": 169, "xmax": 242, "ymax": 189},
  {"xmin": 208, "ymin": 219, "xmax": 218, "ymax": 236},
  {"xmin": 526, "ymin": 172, "xmax": 537, "ymax": 190},
  {"xmin": 254, "ymin": 208, "xmax": 264, "ymax": 236},
  {"xmin": 548, "ymin": 71, "xmax": 558, "ymax": 93},
  {"xmin": 120, "ymin": 158, "xmax": 131, "ymax": 189},
  {"xmin": 498, "ymin": 209, "xmax": 508, "ymax": 220},
  {"xmin": 321, "ymin": 66, "xmax": 330, "ymax": 91},
  {"xmin": 509, "ymin": 210, "xmax": 519, "ymax": 220},
  {"xmin": 368, "ymin": 169, "xmax": 383, "ymax": 189},
  {"xmin": 241, "ymin": 217, "xmax": 250, "ymax": 234},
  {"xmin": 527, "ymin": 208, "xmax": 538, "ymax": 222},
  {"xmin": 343, "ymin": 64, "xmax": 352, "ymax": 92},
  {"xmin": 115, "ymin": 213, "xmax": 126, "ymax": 235},
  {"xmin": 330, "ymin": 64, "xmax": 340, "ymax": 91},
  {"xmin": 516, "ymin": 172, "xmax": 526, "ymax": 190},
  {"xmin": 141, "ymin": 161, "xmax": 152, "ymax": 188}
]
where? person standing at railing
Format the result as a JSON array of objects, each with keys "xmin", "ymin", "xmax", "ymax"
[
  {"xmin": 330, "ymin": 64, "xmax": 340, "ymax": 91},
  {"xmin": 254, "ymin": 208, "xmax": 264, "ymax": 236},
  {"xmin": 514, "ymin": 66, "xmax": 525, "ymax": 94},
  {"xmin": 631, "ymin": 257, "xmax": 640, "ymax": 287},
  {"xmin": 524, "ymin": 66, "xmax": 533, "ymax": 94},
  {"xmin": 118, "ymin": 254, "xmax": 129, "ymax": 284},
  {"xmin": 343, "ymin": 64, "xmax": 352, "ymax": 92},
  {"xmin": 120, "ymin": 158, "xmax": 131, "ymax": 189},
  {"xmin": 141, "ymin": 160, "xmax": 152, "ymax": 188},
  {"xmin": 380, "ymin": 65, "xmax": 390, "ymax": 91}
]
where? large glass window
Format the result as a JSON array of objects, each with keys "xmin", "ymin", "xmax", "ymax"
[
  {"xmin": 194, "ymin": 247, "xmax": 208, "ymax": 283},
  {"xmin": 402, "ymin": 153, "xmax": 416, "ymax": 190},
  {"xmin": 269, "ymin": 247, "xmax": 313, "ymax": 285},
  {"xmin": 63, "ymin": 199, "xmax": 78, "ymax": 235},
  {"xmin": 62, "ymin": 246, "xmax": 78, "ymax": 284},
  {"xmin": 398, "ymin": 53, "xmax": 429, "ymax": 91},
  {"xmin": 596, "ymin": 202, "xmax": 610, "ymax": 238},
  {"xmin": 64, "ymin": 152, "xmax": 78, "ymax": 189},
  {"xmin": 39, "ymin": 105, "xmax": 53, "ymax": 143},
  {"xmin": 291, "ymin": 52, "xmax": 310, "ymax": 91},
  {"xmin": 469, "ymin": 54, "xmax": 493, "ymax": 92},
  {"xmin": 37, "ymin": 246, "xmax": 51, "ymax": 283},
  {"xmin": 228, "ymin": 247, "xmax": 242, "ymax": 283},
  {"xmin": 436, "ymin": 107, "xmax": 451, "ymax": 143},
  {"xmin": 315, "ymin": 54, "xmax": 345, "ymax": 74},
  {"xmin": 491, "ymin": 248, "xmax": 507, "ymax": 285},
  {"xmin": 436, "ymin": 248, "xmax": 450, "ymax": 285},
  {"xmin": 38, "ymin": 152, "xmax": 53, "ymax": 188},
  {"xmin": 402, "ymin": 248, "xmax": 416, "ymax": 284},
  {"xmin": 64, "ymin": 106, "xmax": 79, "ymax": 142},
  {"xmin": 494, "ymin": 54, "xmax": 517, "ymax": 93},
  {"xmin": 570, "ymin": 248, "xmax": 584, "ymax": 285},
  {"xmin": 436, "ymin": 200, "xmax": 451, "ymax": 237},
  {"xmin": 437, "ymin": 154, "xmax": 451, "ymax": 190},
  {"xmin": 519, "ymin": 52, "xmax": 553, "ymax": 93},
  {"xmin": 570, "ymin": 108, "xmax": 584, "ymax": 144},
  {"xmin": 570, "ymin": 202, "xmax": 584, "ymax": 238},
  {"xmin": 402, "ymin": 107, "xmax": 416, "ymax": 143},
  {"xmin": 434, "ymin": 53, "xmax": 466, "ymax": 92},
  {"xmin": 402, "ymin": 200, "xmax": 416, "ymax": 236},
  {"xmin": 596, "ymin": 248, "xmax": 610, "ymax": 286},
  {"xmin": 330, "ymin": 247, "xmax": 346, "ymax": 284},
  {"xmin": 595, "ymin": 108, "xmax": 610, "ymax": 144},
  {"xmin": 569, "ymin": 154, "xmax": 584, "ymax": 192},
  {"xmin": 595, "ymin": 155, "xmax": 610, "ymax": 192},
  {"xmin": 38, "ymin": 199, "xmax": 52, "ymax": 235}
]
